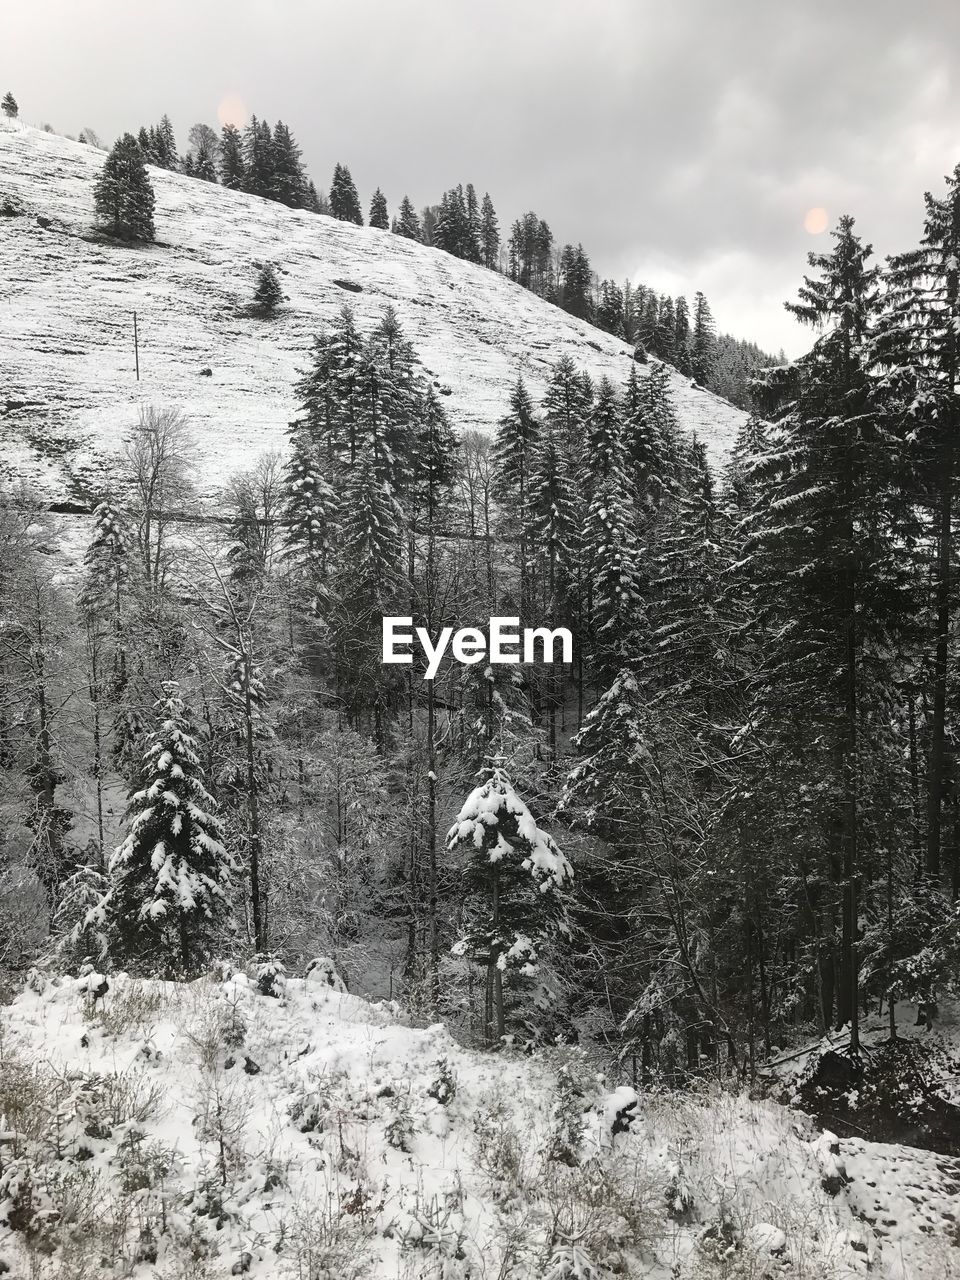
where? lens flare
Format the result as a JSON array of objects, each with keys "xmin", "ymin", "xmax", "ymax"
[
  {"xmin": 217, "ymin": 94, "xmax": 247, "ymax": 128},
  {"xmin": 804, "ymin": 207, "xmax": 829, "ymax": 235}
]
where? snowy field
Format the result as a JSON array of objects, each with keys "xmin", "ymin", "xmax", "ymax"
[
  {"xmin": 4, "ymin": 968, "xmax": 957, "ymax": 1280},
  {"xmin": 0, "ymin": 119, "xmax": 746, "ymax": 503}
]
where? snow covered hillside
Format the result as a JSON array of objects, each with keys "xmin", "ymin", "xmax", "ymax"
[
  {"xmin": 0, "ymin": 121, "xmax": 746, "ymax": 502},
  {"xmin": 5, "ymin": 967, "xmax": 957, "ymax": 1280}
]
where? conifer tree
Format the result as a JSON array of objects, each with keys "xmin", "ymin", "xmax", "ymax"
[
  {"xmin": 219, "ymin": 123, "xmax": 246, "ymax": 189},
  {"xmin": 147, "ymin": 114, "xmax": 178, "ymax": 170},
  {"xmin": 252, "ymin": 262, "xmax": 283, "ymax": 316},
  {"xmin": 597, "ymin": 280, "xmax": 625, "ymax": 337},
  {"xmin": 743, "ymin": 215, "xmax": 916, "ymax": 1048},
  {"xmin": 621, "ymin": 364, "xmax": 665, "ymax": 512},
  {"xmin": 448, "ymin": 767, "xmax": 572, "ymax": 1043},
  {"xmin": 2, "ymin": 91, "xmax": 18, "ymax": 118},
  {"xmin": 691, "ymin": 291, "xmax": 717, "ymax": 385},
  {"xmin": 882, "ymin": 164, "xmax": 960, "ymax": 882},
  {"xmin": 674, "ymin": 296, "xmax": 692, "ymax": 374},
  {"xmin": 281, "ymin": 433, "xmax": 339, "ymax": 609},
  {"xmin": 330, "ymin": 162, "xmax": 363, "ymax": 224},
  {"xmin": 369, "ymin": 187, "xmax": 389, "ymax": 229},
  {"xmin": 480, "ymin": 192, "xmax": 500, "ymax": 268},
  {"xmin": 396, "ymin": 195, "xmax": 421, "ymax": 240},
  {"xmin": 94, "ymin": 134, "xmax": 156, "ymax": 242},
  {"xmin": 92, "ymin": 682, "xmax": 234, "ymax": 974},
  {"xmin": 464, "ymin": 183, "xmax": 482, "ymax": 262},
  {"xmin": 271, "ymin": 121, "xmax": 307, "ymax": 207},
  {"xmin": 493, "ymin": 376, "xmax": 540, "ymax": 614}
]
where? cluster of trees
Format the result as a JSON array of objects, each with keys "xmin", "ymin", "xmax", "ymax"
[
  {"xmin": 86, "ymin": 101, "xmax": 780, "ymax": 405},
  {"xmin": 31, "ymin": 107, "xmax": 960, "ymax": 1068}
]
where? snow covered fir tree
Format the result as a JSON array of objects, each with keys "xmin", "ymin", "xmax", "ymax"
[{"xmin": 3, "ymin": 18, "xmax": 960, "ymax": 1277}]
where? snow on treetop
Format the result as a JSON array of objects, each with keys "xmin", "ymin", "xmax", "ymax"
[{"xmin": 447, "ymin": 766, "xmax": 572, "ymax": 889}]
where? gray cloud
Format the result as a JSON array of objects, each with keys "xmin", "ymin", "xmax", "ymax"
[{"xmin": 3, "ymin": 0, "xmax": 959, "ymax": 354}]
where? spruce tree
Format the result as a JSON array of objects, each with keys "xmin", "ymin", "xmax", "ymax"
[
  {"xmin": 94, "ymin": 134, "xmax": 156, "ymax": 242},
  {"xmin": 156, "ymin": 114, "xmax": 178, "ymax": 169},
  {"xmin": 369, "ymin": 187, "xmax": 389, "ymax": 229},
  {"xmin": 493, "ymin": 376, "xmax": 540, "ymax": 614},
  {"xmin": 271, "ymin": 121, "xmax": 307, "ymax": 207},
  {"xmin": 691, "ymin": 291, "xmax": 717, "ymax": 385},
  {"xmin": 330, "ymin": 162, "xmax": 363, "ymax": 224},
  {"xmin": 396, "ymin": 195, "xmax": 421, "ymax": 240},
  {"xmin": 2, "ymin": 91, "xmax": 18, "ymax": 118},
  {"xmin": 448, "ymin": 767, "xmax": 572, "ymax": 1043},
  {"xmin": 219, "ymin": 123, "xmax": 246, "ymax": 189},
  {"xmin": 674, "ymin": 296, "xmax": 692, "ymax": 374},
  {"xmin": 743, "ymin": 215, "xmax": 917, "ymax": 1049},
  {"xmin": 480, "ymin": 192, "xmax": 500, "ymax": 268},
  {"xmin": 281, "ymin": 433, "xmax": 339, "ymax": 608},
  {"xmin": 882, "ymin": 164, "xmax": 960, "ymax": 882},
  {"xmin": 93, "ymin": 682, "xmax": 234, "ymax": 974},
  {"xmin": 253, "ymin": 262, "xmax": 283, "ymax": 316}
]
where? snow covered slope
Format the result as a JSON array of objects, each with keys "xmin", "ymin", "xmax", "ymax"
[
  {"xmin": 5, "ymin": 967, "xmax": 955, "ymax": 1279},
  {"xmin": 0, "ymin": 121, "xmax": 746, "ymax": 501}
]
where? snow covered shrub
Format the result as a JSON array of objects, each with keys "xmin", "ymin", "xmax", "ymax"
[
  {"xmin": 398, "ymin": 1194, "xmax": 468, "ymax": 1265},
  {"xmin": 253, "ymin": 952, "xmax": 286, "ymax": 997},
  {"xmin": 385, "ymin": 1091, "xmax": 416, "ymax": 1152},
  {"xmin": 540, "ymin": 1150, "xmax": 659, "ymax": 1277},
  {"xmin": 665, "ymin": 1145, "xmax": 696, "ymax": 1222},
  {"xmin": 427, "ymin": 1055, "xmax": 457, "ymax": 1106},
  {"xmin": 305, "ymin": 955, "xmax": 348, "ymax": 991},
  {"xmin": 190, "ymin": 1068, "xmax": 249, "ymax": 1190},
  {"xmin": 543, "ymin": 1240, "xmax": 598, "ymax": 1280},
  {"xmin": 471, "ymin": 1091, "xmax": 532, "ymax": 1205},
  {"xmin": 548, "ymin": 1059, "xmax": 590, "ymax": 1166},
  {"xmin": 89, "ymin": 977, "xmax": 167, "ymax": 1038},
  {"xmin": 281, "ymin": 1181, "xmax": 375, "ymax": 1280}
]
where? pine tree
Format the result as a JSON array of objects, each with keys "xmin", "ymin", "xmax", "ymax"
[
  {"xmin": 396, "ymin": 195, "xmax": 421, "ymax": 240},
  {"xmin": 464, "ymin": 183, "xmax": 482, "ymax": 262},
  {"xmin": 674, "ymin": 296, "xmax": 692, "ymax": 374},
  {"xmin": 271, "ymin": 121, "xmax": 307, "ymax": 207},
  {"xmin": 241, "ymin": 115, "xmax": 267, "ymax": 197},
  {"xmin": 369, "ymin": 187, "xmax": 389, "ymax": 229},
  {"xmin": 253, "ymin": 262, "xmax": 283, "ymax": 316},
  {"xmin": 743, "ymin": 215, "xmax": 917, "ymax": 1049},
  {"xmin": 219, "ymin": 123, "xmax": 246, "ymax": 189},
  {"xmin": 559, "ymin": 243, "xmax": 592, "ymax": 320},
  {"xmin": 2, "ymin": 91, "xmax": 18, "ymax": 119},
  {"xmin": 542, "ymin": 355, "xmax": 592, "ymax": 464},
  {"xmin": 584, "ymin": 377, "xmax": 624, "ymax": 486},
  {"xmin": 94, "ymin": 134, "xmax": 156, "ymax": 242},
  {"xmin": 480, "ymin": 192, "xmax": 500, "ymax": 268},
  {"xmin": 882, "ymin": 164, "xmax": 960, "ymax": 882},
  {"xmin": 330, "ymin": 162, "xmax": 363, "ymax": 224},
  {"xmin": 622, "ymin": 364, "xmax": 666, "ymax": 511},
  {"xmin": 92, "ymin": 682, "xmax": 234, "ymax": 974},
  {"xmin": 281, "ymin": 432, "xmax": 339, "ymax": 606},
  {"xmin": 691, "ymin": 291, "xmax": 717, "ymax": 385},
  {"xmin": 448, "ymin": 767, "xmax": 572, "ymax": 1043},
  {"xmin": 154, "ymin": 114, "xmax": 178, "ymax": 170},
  {"xmin": 493, "ymin": 376, "xmax": 540, "ymax": 614},
  {"xmin": 596, "ymin": 279, "xmax": 624, "ymax": 337}
]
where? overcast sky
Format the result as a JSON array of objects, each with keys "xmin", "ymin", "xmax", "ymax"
[{"xmin": 4, "ymin": 1, "xmax": 959, "ymax": 355}]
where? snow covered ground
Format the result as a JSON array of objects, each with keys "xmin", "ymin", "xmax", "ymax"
[
  {"xmin": 5, "ymin": 968, "xmax": 957, "ymax": 1280},
  {"xmin": 0, "ymin": 119, "xmax": 746, "ymax": 503}
]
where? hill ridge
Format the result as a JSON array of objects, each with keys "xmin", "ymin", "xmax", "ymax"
[{"xmin": 0, "ymin": 121, "xmax": 746, "ymax": 501}]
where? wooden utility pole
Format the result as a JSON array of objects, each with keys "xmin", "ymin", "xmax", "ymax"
[{"xmin": 133, "ymin": 310, "xmax": 140, "ymax": 380}]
